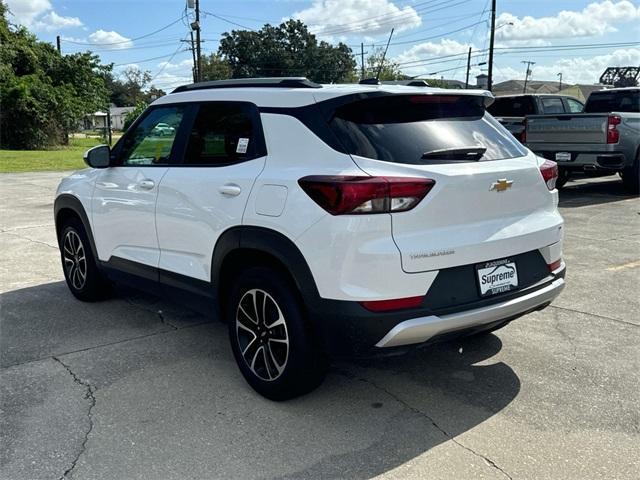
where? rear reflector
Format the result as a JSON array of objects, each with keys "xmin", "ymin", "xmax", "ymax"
[
  {"xmin": 298, "ymin": 176, "xmax": 435, "ymax": 215},
  {"xmin": 539, "ymin": 159, "xmax": 558, "ymax": 190},
  {"xmin": 548, "ymin": 259, "xmax": 562, "ymax": 272},
  {"xmin": 360, "ymin": 295, "xmax": 424, "ymax": 312}
]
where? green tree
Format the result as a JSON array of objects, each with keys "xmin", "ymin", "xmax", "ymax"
[
  {"xmin": 218, "ymin": 20, "xmax": 356, "ymax": 83},
  {"xmin": 122, "ymin": 102, "xmax": 147, "ymax": 131},
  {"xmin": 200, "ymin": 53, "xmax": 232, "ymax": 81},
  {"xmin": 364, "ymin": 49, "xmax": 407, "ymax": 81},
  {"xmin": 0, "ymin": 3, "xmax": 110, "ymax": 148}
]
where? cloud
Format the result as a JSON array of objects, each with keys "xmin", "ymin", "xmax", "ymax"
[
  {"xmin": 495, "ymin": 0, "xmax": 640, "ymax": 42},
  {"xmin": 34, "ymin": 11, "xmax": 83, "ymax": 31},
  {"xmin": 292, "ymin": 0, "xmax": 421, "ymax": 37},
  {"xmin": 5, "ymin": 0, "xmax": 83, "ymax": 31},
  {"xmin": 87, "ymin": 30, "xmax": 133, "ymax": 49},
  {"xmin": 493, "ymin": 48, "xmax": 640, "ymax": 85},
  {"xmin": 394, "ymin": 39, "xmax": 476, "ymax": 76}
]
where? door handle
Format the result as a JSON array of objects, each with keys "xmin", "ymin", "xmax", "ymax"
[
  {"xmin": 138, "ymin": 179, "xmax": 155, "ymax": 190},
  {"xmin": 219, "ymin": 184, "xmax": 242, "ymax": 197}
]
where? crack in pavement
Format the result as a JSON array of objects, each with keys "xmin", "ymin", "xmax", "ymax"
[
  {"xmin": 1, "ymin": 230, "xmax": 58, "ymax": 249},
  {"xmin": 123, "ymin": 296, "xmax": 179, "ymax": 330},
  {"xmin": 349, "ymin": 374, "xmax": 514, "ymax": 480},
  {"xmin": 5, "ymin": 322, "xmax": 210, "ymax": 369},
  {"xmin": 52, "ymin": 356, "xmax": 96, "ymax": 480},
  {"xmin": 549, "ymin": 305, "xmax": 638, "ymax": 328}
]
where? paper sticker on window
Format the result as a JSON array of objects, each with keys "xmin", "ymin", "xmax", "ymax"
[{"xmin": 236, "ymin": 138, "xmax": 249, "ymax": 154}]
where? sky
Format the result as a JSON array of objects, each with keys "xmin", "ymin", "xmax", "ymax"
[{"xmin": 5, "ymin": 0, "xmax": 640, "ymax": 91}]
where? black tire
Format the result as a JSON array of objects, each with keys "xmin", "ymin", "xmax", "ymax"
[
  {"xmin": 556, "ymin": 168, "xmax": 570, "ymax": 189},
  {"xmin": 227, "ymin": 267, "xmax": 328, "ymax": 400},
  {"xmin": 59, "ymin": 217, "xmax": 111, "ymax": 302},
  {"xmin": 621, "ymin": 154, "xmax": 640, "ymax": 195}
]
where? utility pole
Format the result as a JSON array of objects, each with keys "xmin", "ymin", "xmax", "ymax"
[
  {"xmin": 195, "ymin": 0, "xmax": 202, "ymax": 82},
  {"xmin": 375, "ymin": 28, "xmax": 394, "ymax": 80},
  {"xmin": 361, "ymin": 43, "xmax": 366, "ymax": 79},
  {"xmin": 487, "ymin": 0, "xmax": 496, "ymax": 91},
  {"xmin": 557, "ymin": 72, "xmax": 563, "ymax": 92},
  {"xmin": 56, "ymin": 35, "xmax": 61, "ymax": 54},
  {"xmin": 465, "ymin": 47, "xmax": 472, "ymax": 88},
  {"xmin": 522, "ymin": 60, "xmax": 535, "ymax": 93}
]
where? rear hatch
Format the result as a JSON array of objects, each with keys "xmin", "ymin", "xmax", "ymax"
[
  {"xmin": 326, "ymin": 93, "xmax": 561, "ymax": 273},
  {"xmin": 526, "ymin": 114, "xmax": 608, "ymax": 144}
]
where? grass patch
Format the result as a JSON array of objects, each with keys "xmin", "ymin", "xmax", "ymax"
[{"xmin": 0, "ymin": 137, "xmax": 105, "ymax": 173}]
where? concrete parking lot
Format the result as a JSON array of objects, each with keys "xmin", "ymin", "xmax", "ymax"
[{"xmin": 1, "ymin": 171, "xmax": 639, "ymax": 480}]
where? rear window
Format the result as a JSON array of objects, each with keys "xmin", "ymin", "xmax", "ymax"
[
  {"xmin": 329, "ymin": 95, "xmax": 527, "ymax": 165},
  {"xmin": 585, "ymin": 90, "xmax": 640, "ymax": 113},
  {"xmin": 487, "ymin": 96, "xmax": 536, "ymax": 116}
]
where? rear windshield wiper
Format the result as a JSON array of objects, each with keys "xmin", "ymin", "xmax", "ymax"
[{"xmin": 421, "ymin": 147, "xmax": 487, "ymax": 162}]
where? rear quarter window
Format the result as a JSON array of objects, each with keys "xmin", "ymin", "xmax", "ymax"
[{"xmin": 329, "ymin": 94, "xmax": 528, "ymax": 165}]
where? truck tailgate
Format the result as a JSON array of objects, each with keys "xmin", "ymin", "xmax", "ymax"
[{"xmin": 526, "ymin": 114, "xmax": 608, "ymax": 144}]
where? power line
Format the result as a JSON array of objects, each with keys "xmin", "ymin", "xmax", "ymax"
[
  {"xmin": 61, "ymin": 16, "xmax": 185, "ymax": 46},
  {"xmin": 201, "ymin": 10, "xmax": 255, "ymax": 31},
  {"xmin": 314, "ymin": 0, "xmax": 471, "ymax": 37}
]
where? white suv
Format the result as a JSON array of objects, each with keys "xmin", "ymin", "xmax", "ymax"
[{"xmin": 54, "ymin": 78, "xmax": 565, "ymax": 400}]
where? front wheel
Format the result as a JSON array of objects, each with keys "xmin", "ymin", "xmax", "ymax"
[
  {"xmin": 227, "ymin": 267, "xmax": 327, "ymax": 400},
  {"xmin": 60, "ymin": 218, "xmax": 111, "ymax": 301}
]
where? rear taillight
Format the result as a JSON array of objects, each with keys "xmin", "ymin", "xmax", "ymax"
[
  {"xmin": 298, "ymin": 176, "xmax": 435, "ymax": 215},
  {"xmin": 539, "ymin": 160, "xmax": 558, "ymax": 190},
  {"xmin": 520, "ymin": 119, "xmax": 527, "ymax": 143},
  {"xmin": 360, "ymin": 295, "xmax": 424, "ymax": 312},
  {"xmin": 548, "ymin": 259, "xmax": 562, "ymax": 272},
  {"xmin": 607, "ymin": 115, "xmax": 621, "ymax": 144}
]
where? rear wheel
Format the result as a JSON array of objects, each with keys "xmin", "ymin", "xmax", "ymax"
[
  {"xmin": 60, "ymin": 218, "xmax": 110, "ymax": 301},
  {"xmin": 621, "ymin": 154, "xmax": 640, "ymax": 194},
  {"xmin": 227, "ymin": 267, "xmax": 327, "ymax": 400}
]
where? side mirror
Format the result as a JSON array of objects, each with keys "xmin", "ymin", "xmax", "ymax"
[{"xmin": 83, "ymin": 145, "xmax": 111, "ymax": 169}]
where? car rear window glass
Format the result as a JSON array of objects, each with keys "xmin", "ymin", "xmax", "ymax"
[
  {"xmin": 487, "ymin": 96, "xmax": 536, "ymax": 116},
  {"xmin": 328, "ymin": 95, "xmax": 527, "ymax": 164},
  {"xmin": 585, "ymin": 91, "xmax": 640, "ymax": 113}
]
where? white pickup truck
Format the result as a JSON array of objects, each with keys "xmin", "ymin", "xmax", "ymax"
[{"xmin": 525, "ymin": 87, "xmax": 640, "ymax": 193}]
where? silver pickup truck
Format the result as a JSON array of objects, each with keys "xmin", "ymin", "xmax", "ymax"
[{"xmin": 525, "ymin": 87, "xmax": 640, "ymax": 193}]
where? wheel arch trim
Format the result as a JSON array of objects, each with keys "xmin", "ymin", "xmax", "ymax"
[
  {"xmin": 54, "ymin": 194, "xmax": 99, "ymax": 260},
  {"xmin": 211, "ymin": 226, "xmax": 321, "ymax": 308}
]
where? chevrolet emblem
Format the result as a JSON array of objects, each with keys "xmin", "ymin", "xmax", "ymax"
[{"xmin": 490, "ymin": 179, "xmax": 513, "ymax": 192}]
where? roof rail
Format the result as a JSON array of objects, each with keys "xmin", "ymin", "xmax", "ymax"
[
  {"xmin": 172, "ymin": 77, "xmax": 321, "ymax": 93},
  {"xmin": 381, "ymin": 80, "xmax": 430, "ymax": 87}
]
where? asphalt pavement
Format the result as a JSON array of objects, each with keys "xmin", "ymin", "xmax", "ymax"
[{"xmin": 1, "ymin": 171, "xmax": 639, "ymax": 480}]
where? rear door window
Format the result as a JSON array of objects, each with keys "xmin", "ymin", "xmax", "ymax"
[
  {"xmin": 183, "ymin": 102, "xmax": 265, "ymax": 166},
  {"xmin": 328, "ymin": 95, "xmax": 528, "ymax": 165},
  {"xmin": 541, "ymin": 97, "xmax": 565, "ymax": 114}
]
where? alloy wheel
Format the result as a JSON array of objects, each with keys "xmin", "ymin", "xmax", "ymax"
[
  {"xmin": 235, "ymin": 288, "xmax": 289, "ymax": 382},
  {"xmin": 63, "ymin": 230, "xmax": 87, "ymax": 290}
]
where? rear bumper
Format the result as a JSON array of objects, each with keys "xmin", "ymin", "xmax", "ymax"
[
  {"xmin": 531, "ymin": 148, "xmax": 631, "ymax": 171},
  {"xmin": 310, "ymin": 264, "xmax": 566, "ymax": 358},
  {"xmin": 375, "ymin": 276, "xmax": 564, "ymax": 348}
]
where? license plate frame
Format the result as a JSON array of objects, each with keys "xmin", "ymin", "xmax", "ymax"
[
  {"xmin": 555, "ymin": 152, "xmax": 572, "ymax": 162},
  {"xmin": 476, "ymin": 259, "xmax": 519, "ymax": 297}
]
